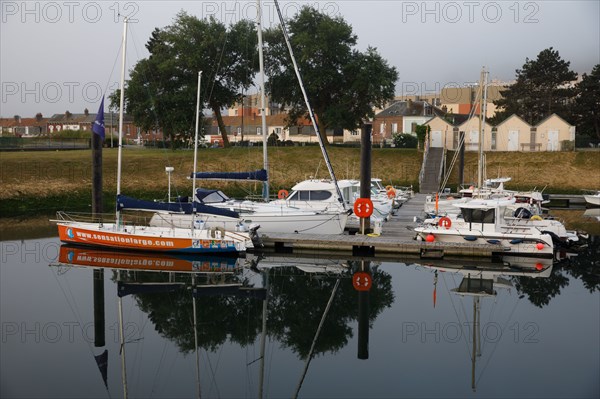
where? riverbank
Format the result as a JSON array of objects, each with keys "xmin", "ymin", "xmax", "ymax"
[{"xmin": 1, "ymin": 147, "xmax": 599, "ymax": 218}]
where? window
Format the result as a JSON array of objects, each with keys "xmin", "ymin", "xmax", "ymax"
[
  {"xmin": 391, "ymin": 123, "xmax": 398, "ymax": 134},
  {"xmin": 380, "ymin": 123, "xmax": 386, "ymax": 134},
  {"xmin": 411, "ymin": 122, "xmax": 417, "ymax": 133},
  {"xmin": 351, "ymin": 130, "xmax": 359, "ymax": 136},
  {"xmin": 289, "ymin": 190, "xmax": 332, "ymax": 201},
  {"xmin": 491, "ymin": 131, "xmax": 497, "ymax": 150},
  {"xmin": 256, "ymin": 127, "xmax": 262, "ymax": 135}
]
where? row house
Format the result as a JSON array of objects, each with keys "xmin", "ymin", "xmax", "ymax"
[
  {"xmin": 372, "ymin": 100, "xmax": 447, "ymax": 145},
  {"xmin": 206, "ymin": 113, "xmax": 347, "ymax": 145},
  {"xmin": 424, "ymin": 113, "xmax": 575, "ymax": 152},
  {"xmin": 46, "ymin": 111, "xmax": 164, "ymax": 142},
  {"xmin": 0, "ymin": 116, "xmax": 48, "ymax": 136}
]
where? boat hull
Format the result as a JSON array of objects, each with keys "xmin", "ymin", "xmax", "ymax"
[
  {"xmin": 583, "ymin": 194, "xmax": 600, "ymax": 206},
  {"xmin": 57, "ymin": 222, "xmax": 249, "ymax": 254},
  {"xmin": 414, "ymin": 227, "xmax": 555, "ymax": 258},
  {"xmin": 150, "ymin": 211, "xmax": 348, "ymax": 235}
]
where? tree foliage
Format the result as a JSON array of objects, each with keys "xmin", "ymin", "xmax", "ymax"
[
  {"xmin": 491, "ymin": 47, "xmax": 577, "ymax": 125},
  {"xmin": 392, "ymin": 133, "xmax": 418, "ymax": 148},
  {"xmin": 573, "ymin": 64, "xmax": 600, "ymax": 141},
  {"xmin": 263, "ymin": 6, "xmax": 398, "ymax": 144},
  {"xmin": 122, "ymin": 12, "xmax": 258, "ymax": 146}
]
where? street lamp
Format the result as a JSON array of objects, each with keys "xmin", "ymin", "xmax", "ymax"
[{"xmin": 165, "ymin": 166, "xmax": 174, "ymax": 202}]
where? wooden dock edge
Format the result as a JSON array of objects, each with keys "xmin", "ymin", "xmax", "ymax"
[{"xmin": 254, "ymin": 233, "xmax": 498, "ymax": 259}]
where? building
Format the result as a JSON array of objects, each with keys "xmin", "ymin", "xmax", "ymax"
[
  {"xmin": 0, "ymin": 116, "xmax": 48, "ymax": 136},
  {"xmin": 372, "ymin": 100, "xmax": 446, "ymax": 145},
  {"xmin": 424, "ymin": 113, "xmax": 575, "ymax": 152}
]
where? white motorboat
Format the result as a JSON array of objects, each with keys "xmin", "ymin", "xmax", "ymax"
[
  {"xmin": 414, "ymin": 198, "xmax": 555, "ymax": 258},
  {"xmin": 583, "ymin": 191, "xmax": 600, "ymax": 206}
]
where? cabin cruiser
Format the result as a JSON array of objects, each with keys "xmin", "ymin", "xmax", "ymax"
[
  {"xmin": 149, "ymin": 188, "xmax": 349, "ymax": 235},
  {"xmin": 414, "ymin": 198, "xmax": 555, "ymax": 258}
]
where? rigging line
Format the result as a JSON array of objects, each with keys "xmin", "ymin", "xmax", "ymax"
[
  {"xmin": 50, "ymin": 268, "xmax": 111, "ymax": 395},
  {"xmin": 272, "ymin": 0, "xmax": 345, "ymax": 207},
  {"xmin": 441, "ymin": 273, "xmax": 473, "ymax": 359},
  {"xmin": 475, "ymin": 295, "xmax": 523, "ymax": 387},
  {"xmin": 202, "ymin": 346, "xmax": 222, "ymax": 398},
  {"xmin": 205, "ymin": 28, "xmax": 229, "ymax": 106},
  {"xmin": 293, "ymin": 278, "xmax": 341, "ymax": 399},
  {"xmin": 439, "ymin": 82, "xmax": 484, "ymax": 192}
]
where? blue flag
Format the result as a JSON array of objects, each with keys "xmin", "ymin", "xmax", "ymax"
[{"xmin": 92, "ymin": 96, "xmax": 105, "ymax": 139}]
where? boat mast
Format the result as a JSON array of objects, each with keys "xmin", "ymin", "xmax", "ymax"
[
  {"xmin": 272, "ymin": 0, "xmax": 345, "ymax": 208},
  {"xmin": 116, "ymin": 17, "xmax": 128, "ymax": 225},
  {"xmin": 477, "ymin": 67, "xmax": 488, "ymax": 191},
  {"xmin": 192, "ymin": 71, "xmax": 203, "ymax": 224},
  {"xmin": 256, "ymin": 0, "xmax": 269, "ymax": 201}
]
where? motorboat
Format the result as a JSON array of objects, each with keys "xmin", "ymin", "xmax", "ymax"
[{"xmin": 414, "ymin": 198, "xmax": 555, "ymax": 258}]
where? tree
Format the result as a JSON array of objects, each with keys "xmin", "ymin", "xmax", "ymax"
[
  {"xmin": 263, "ymin": 6, "xmax": 398, "ymax": 145},
  {"xmin": 123, "ymin": 12, "xmax": 258, "ymax": 146},
  {"xmin": 392, "ymin": 133, "xmax": 418, "ymax": 148},
  {"xmin": 414, "ymin": 124, "xmax": 429, "ymax": 150},
  {"xmin": 491, "ymin": 48, "xmax": 577, "ymax": 125},
  {"xmin": 573, "ymin": 64, "xmax": 600, "ymax": 141}
]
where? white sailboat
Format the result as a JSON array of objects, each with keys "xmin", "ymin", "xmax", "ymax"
[
  {"xmin": 53, "ymin": 19, "xmax": 252, "ymax": 254},
  {"xmin": 155, "ymin": 0, "xmax": 350, "ymax": 235}
]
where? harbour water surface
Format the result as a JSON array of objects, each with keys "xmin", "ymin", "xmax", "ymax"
[{"xmin": 1, "ymin": 233, "xmax": 598, "ymax": 398}]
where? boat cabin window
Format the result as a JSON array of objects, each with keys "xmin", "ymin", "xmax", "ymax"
[
  {"xmin": 288, "ymin": 190, "xmax": 332, "ymax": 201},
  {"xmin": 461, "ymin": 208, "xmax": 495, "ymax": 223},
  {"xmin": 200, "ymin": 191, "xmax": 229, "ymax": 203}
]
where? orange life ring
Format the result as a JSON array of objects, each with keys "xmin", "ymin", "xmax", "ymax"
[
  {"xmin": 387, "ymin": 189, "xmax": 396, "ymax": 199},
  {"xmin": 277, "ymin": 189, "xmax": 289, "ymax": 199},
  {"xmin": 438, "ymin": 216, "xmax": 452, "ymax": 229},
  {"xmin": 354, "ymin": 198, "xmax": 374, "ymax": 218}
]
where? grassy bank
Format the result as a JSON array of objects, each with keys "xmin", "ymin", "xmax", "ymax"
[{"xmin": 1, "ymin": 147, "xmax": 598, "ymax": 218}]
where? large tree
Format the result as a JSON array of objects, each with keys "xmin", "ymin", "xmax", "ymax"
[
  {"xmin": 573, "ymin": 64, "xmax": 600, "ymax": 141},
  {"xmin": 492, "ymin": 47, "xmax": 577, "ymax": 125},
  {"xmin": 263, "ymin": 6, "xmax": 398, "ymax": 144},
  {"xmin": 122, "ymin": 12, "xmax": 258, "ymax": 146}
]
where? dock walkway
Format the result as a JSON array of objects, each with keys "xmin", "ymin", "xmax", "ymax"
[{"xmin": 255, "ymin": 194, "xmax": 500, "ymax": 259}]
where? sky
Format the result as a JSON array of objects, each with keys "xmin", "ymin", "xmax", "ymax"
[{"xmin": 1, "ymin": 0, "xmax": 599, "ymax": 118}]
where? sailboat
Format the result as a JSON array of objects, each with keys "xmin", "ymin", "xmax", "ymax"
[
  {"xmin": 53, "ymin": 19, "xmax": 252, "ymax": 254},
  {"xmin": 153, "ymin": 0, "xmax": 350, "ymax": 235}
]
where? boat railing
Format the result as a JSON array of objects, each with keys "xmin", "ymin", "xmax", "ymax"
[{"xmin": 54, "ymin": 210, "xmax": 152, "ymax": 226}]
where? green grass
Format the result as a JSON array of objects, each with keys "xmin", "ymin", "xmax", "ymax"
[{"xmin": 1, "ymin": 147, "xmax": 599, "ymax": 217}]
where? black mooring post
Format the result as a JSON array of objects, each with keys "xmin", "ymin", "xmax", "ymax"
[
  {"xmin": 92, "ymin": 133, "xmax": 105, "ymax": 347},
  {"xmin": 92, "ymin": 133, "xmax": 103, "ymax": 220},
  {"xmin": 360, "ymin": 123, "xmax": 372, "ymax": 233},
  {"xmin": 357, "ymin": 261, "xmax": 370, "ymax": 359},
  {"xmin": 93, "ymin": 268, "xmax": 105, "ymax": 347}
]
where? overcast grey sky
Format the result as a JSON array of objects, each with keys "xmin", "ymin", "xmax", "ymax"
[{"xmin": 1, "ymin": 0, "xmax": 598, "ymax": 117}]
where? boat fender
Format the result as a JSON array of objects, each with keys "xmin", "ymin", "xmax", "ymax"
[
  {"xmin": 530, "ymin": 215, "xmax": 543, "ymax": 221},
  {"xmin": 463, "ymin": 236, "xmax": 478, "ymax": 241}
]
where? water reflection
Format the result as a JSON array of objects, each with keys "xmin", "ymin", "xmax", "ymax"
[{"xmin": 41, "ymin": 242, "xmax": 600, "ymax": 397}]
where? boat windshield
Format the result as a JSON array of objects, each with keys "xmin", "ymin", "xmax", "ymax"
[
  {"xmin": 461, "ymin": 207, "xmax": 495, "ymax": 223},
  {"xmin": 196, "ymin": 189, "xmax": 229, "ymax": 203}
]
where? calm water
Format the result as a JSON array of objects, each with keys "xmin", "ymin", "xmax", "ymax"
[{"xmin": 1, "ymin": 235, "xmax": 598, "ymax": 399}]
